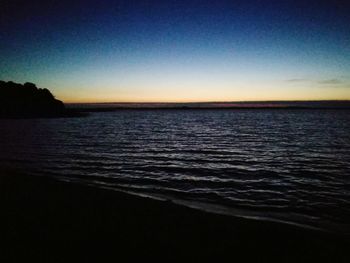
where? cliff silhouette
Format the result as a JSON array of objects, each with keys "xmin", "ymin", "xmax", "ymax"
[{"xmin": 0, "ymin": 80, "xmax": 67, "ymax": 118}]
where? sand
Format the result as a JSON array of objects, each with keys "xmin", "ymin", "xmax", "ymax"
[{"xmin": 0, "ymin": 169, "xmax": 349, "ymax": 261}]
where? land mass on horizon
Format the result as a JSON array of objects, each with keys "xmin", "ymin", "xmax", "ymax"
[
  {"xmin": 0, "ymin": 80, "xmax": 66, "ymax": 118},
  {"xmin": 67, "ymin": 100, "xmax": 350, "ymax": 111}
]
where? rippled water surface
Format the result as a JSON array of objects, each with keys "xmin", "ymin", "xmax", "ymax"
[{"xmin": 1, "ymin": 109, "xmax": 350, "ymax": 233}]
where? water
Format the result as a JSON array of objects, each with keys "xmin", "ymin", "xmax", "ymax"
[{"xmin": 1, "ymin": 109, "xmax": 350, "ymax": 233}]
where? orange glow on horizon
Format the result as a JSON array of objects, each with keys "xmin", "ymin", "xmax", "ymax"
[{"xmin": 58, "ymin": 91, "xmax": 350, "ymax": 104}]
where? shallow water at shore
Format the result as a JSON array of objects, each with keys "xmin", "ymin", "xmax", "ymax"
[{"xmin": 1, "ymin": 109, "xmax": 350, "ymax": 233}]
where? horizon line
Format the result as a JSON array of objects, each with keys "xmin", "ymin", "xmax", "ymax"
[{"xmin": 64, "ymin": 99, "xmax": 350, "ymax": 105}]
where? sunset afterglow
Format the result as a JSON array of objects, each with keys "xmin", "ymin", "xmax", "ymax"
[{"xmin": 1, "ymin": 1, "xmax": 349, "ymax": 103}]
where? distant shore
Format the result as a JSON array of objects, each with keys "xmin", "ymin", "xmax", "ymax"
[
  {"xmin": 66, "ymin": 100, "xmax": 350, "ymax": 112},
  {"xmin": 0, "ymin": 169, "xmax": 349, "ymax": 261}
]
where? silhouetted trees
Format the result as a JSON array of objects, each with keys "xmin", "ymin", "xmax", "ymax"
[{"xmin": 0, "ymin": 80, "xmax": 65, "ymax": 118}]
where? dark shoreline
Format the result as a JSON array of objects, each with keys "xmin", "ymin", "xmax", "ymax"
[
  {"xmin": 0, "ymin": 109, "xmax": 88, "ymax": 119},
  {"xmin": 67, "ymin": 100, "xmax": 350, "ymax": 112},
  {"xmin": 0, "ymin": 169, "xmax": 349, "ymax": 261}
]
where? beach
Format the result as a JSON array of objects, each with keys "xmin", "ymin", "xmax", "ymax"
[{"xmin": 0, "ymin": 169, "xmax": 349, "ymax": 261}]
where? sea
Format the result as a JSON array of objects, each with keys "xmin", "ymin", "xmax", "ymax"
[{"xmin": 1, "ymin": 109, "xmax": 350, "ymax": 234}]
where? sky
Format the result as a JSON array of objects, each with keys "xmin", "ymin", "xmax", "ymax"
[{"xmin": 1, "ymin": 0, "xmax": 350, "ymax": 103}]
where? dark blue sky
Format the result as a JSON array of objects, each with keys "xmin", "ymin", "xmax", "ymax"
[{"xmin": 1, "ymin": 0, "xmax": 349, "ymax": 102}]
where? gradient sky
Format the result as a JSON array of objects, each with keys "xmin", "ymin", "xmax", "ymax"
[{"xmin": 1, "ymin": 0, "xmax": 350, "ymax": 102}]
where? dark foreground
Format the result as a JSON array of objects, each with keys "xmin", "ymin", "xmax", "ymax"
[{"xmin": 0, "ymin": 170, "xmax": 349, "ymax": 261}]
